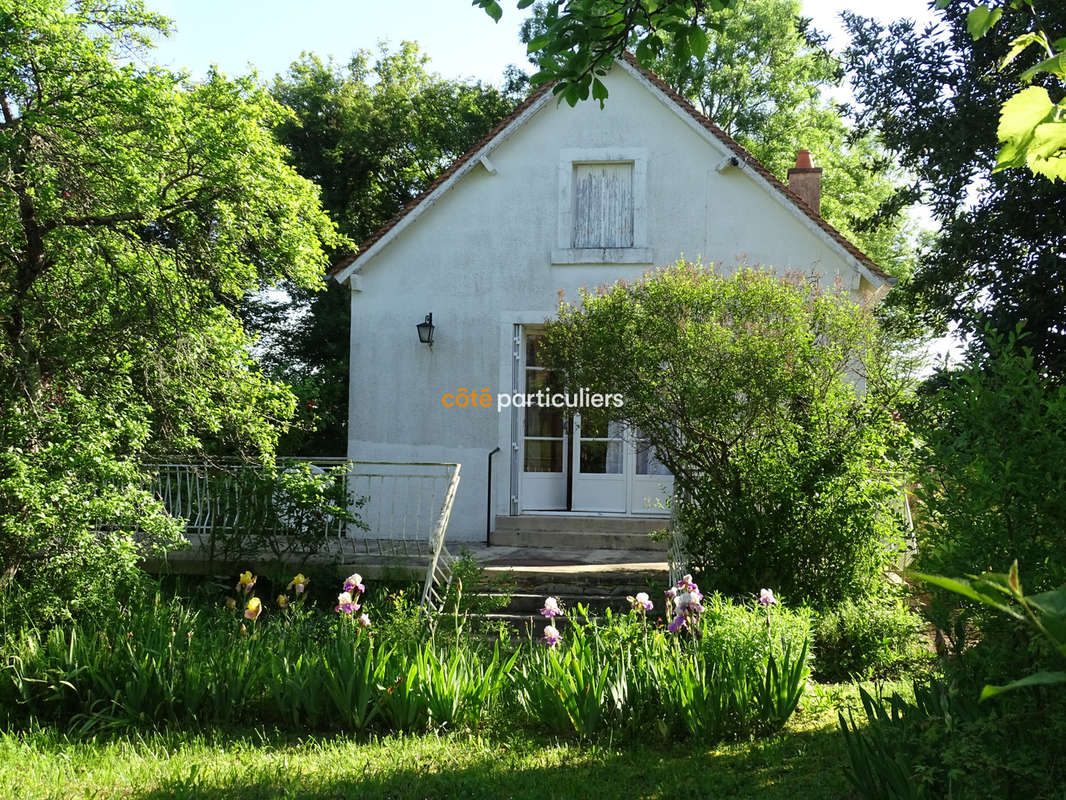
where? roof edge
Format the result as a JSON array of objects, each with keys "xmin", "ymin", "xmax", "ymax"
[
  {"xmin": 330, "ymin": 80, "xmax": 557, "ymax": 282},
  {"xmin": 331, "ymin": 52, "xmax": 893, "ymax": 287},
  {"xmin": 615, "ymin": 52, "xmax": 892, "ymax": 285}
]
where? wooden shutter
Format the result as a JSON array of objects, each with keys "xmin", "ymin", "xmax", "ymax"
[{"xmin": 571, "ymin": 163, "xmax": 634, "ymax": 248}]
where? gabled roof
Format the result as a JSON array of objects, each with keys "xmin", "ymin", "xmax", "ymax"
[
  {"xmin": 328, "ymin": 80, "xmax": 556, "ymax": 279},
  {"xmin": 331, "ymin": 52, "xmax": 892, "ymax": 285}
]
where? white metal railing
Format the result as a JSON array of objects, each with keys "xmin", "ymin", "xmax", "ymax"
[
  {"xmin": 666, "ymin": 519, "xmax": 688, "ymax": 588},
  {"xmin": 420, "ymin": 463, "xmax": 462, "ymax": 612},
  {"xmin": 143, "ymin": 459, "xmax": 461, "ymax": 613}
]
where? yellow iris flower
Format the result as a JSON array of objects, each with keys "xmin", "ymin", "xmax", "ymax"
[{"xmin": 244, "ymin": 597, "xmax": 262, "ymax": 621}]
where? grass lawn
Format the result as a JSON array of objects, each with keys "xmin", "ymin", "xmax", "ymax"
[{"xmin": 0, "ymin": 682, "xmax": 892, "ymax": 800}]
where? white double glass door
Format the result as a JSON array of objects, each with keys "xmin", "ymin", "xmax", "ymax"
[
  {"xmin": 519, "ymin": 331, "xmax": 567, "ymax": 510},
  {"xmin": 518, "ymin": 330, "xmax": 672, "ymax": 515}
]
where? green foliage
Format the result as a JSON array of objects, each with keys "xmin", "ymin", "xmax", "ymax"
[
  {"xmin": 440, "ymin": 549, "xmax": 514, "ymax": 618},
  {"xmin": 916, "ymin": 562, "xmax": 1066, "ymax": 700},
  {"xmin": 813, "ymin": 593, "xmax": 930, "ymax": 682},
  {"xmin": 912, "ymin": 331, "xmax": 1066, "ymax": 659},
  {"xmin": 185, "ymin": 461, "xmax": 367, "ymax": 577},
  {"xmin": 839, "ymin": 677, "xmax": 1066, "ymax": 800},
  {"xmin": 945, "ymin": 1, "xmax": 1066, "ymax": 180},
  {"xmin": 997, "ymin": 84, "xmax": 1066, "ymax": 180},
  {"xmin": 839, "ymin": 563, "xmax": 1066, "ymax": 799},
  {"xmin": 541, "ymin": 264, "xmax": 912, "ymax": 609},
  {"xmin": 514, "ymin": 598, "xmax": 811, "ymax": 741},
  {"xmin": 477, "ymin": 0, "xmax": 739, "ymax": 106},
  {"xmin": 699, "ymin": 592, "xmax": 812, "ymax": 671},
  {"xmin": 0, "ymin": 2, "xmax": 342, "ymax": 622},
  {"xmin": 0, "ymin": 398, "xmax": 183, "ymax": 628},
  {"xmin": 514, "ymin": 616, "xmax": 622, "ymax": 738},
  {"xmin": 844, "ymin": 4, "xmax": 1066, "ymax": 374},
  {"xmin": 315, "ymin": 634, "xmax": 391, "ymax": 730},
  {"xmin": 1, "ymin": 585, "xmax": 810, "ymax": 744}
]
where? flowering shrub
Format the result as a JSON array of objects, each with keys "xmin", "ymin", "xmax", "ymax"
[
  {"xmin": 513, "ymin": 584, "xmax": 811, "ymax": 741},
  {"xmin": 539, "ymin": 596, "xmax": 562, "ymax": 618},
  {"xmin": 542, "ymin": 624, "xmax": 562, "ymax": 647},
  {"xmin": 666, "ymin": 574, "xmax": 705, "ymax": 633},
  {"xmin": 0, "ymin": 575, "xmax": 809, "ymax": 743},
  {"xmin": 627, "ymin": 592, "xmax": 653, "ymax": 613}
]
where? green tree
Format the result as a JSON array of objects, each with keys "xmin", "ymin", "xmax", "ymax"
[
  {"xmin": 0, "ymin": 0, "xmax": 341, "ymax": 622},
  {"xmin": 476, "ymin": 0, "xmax": 740, "ymax": 105},
  {"xmin": 844, "ymin": 3, "xmax": 1066, "ymax": 374},
  {"xmin": 644, "ymin": 0, "xmax": 914, "ymax": 277},
  {"xmin": 945, "ymin": 0, "xmax": 1066, "ymax": 181},
  {"xmin": 250, "ymin": 44, "xmax": 519, "ymax": 455},
  {"xmin": 540, "ymin": 263, "xmax": 911, "ymax": 609},
  {"xmin": 912, "ymin": 329, "xmax": 1066, "ymax": 679}
]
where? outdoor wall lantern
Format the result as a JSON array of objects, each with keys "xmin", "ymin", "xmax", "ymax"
[{"xmin": 416, "ymin": 313, "xmax": 435, "ymax": 346}]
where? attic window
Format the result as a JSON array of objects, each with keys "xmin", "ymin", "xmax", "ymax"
[
  {"xmin": 553, "ymin": 147, "xmax": 651, "ymax": 265},
  {"xmin": 571, "ymin": 162, "xmax": 634, "ymax": 248}
]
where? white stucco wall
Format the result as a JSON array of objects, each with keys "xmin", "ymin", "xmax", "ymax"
[{"xmin": 344, "ymin": 62, "xmax": 881, "ymax": 542}]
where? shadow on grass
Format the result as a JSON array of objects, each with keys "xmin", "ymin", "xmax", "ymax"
[{"xmin": 129, "ymin": 724, "xmax": 853, "ymax": 800}]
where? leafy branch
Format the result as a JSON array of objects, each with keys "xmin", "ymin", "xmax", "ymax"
[
  {"xmin": 948, "ymin": 0, "xmax": 1066, "ymax": 181},
  {"xmin": 915, "ymin": 561, "xmax": 1066, "ymax": 700},
  {"xmin": 473, "ymin": 0, "xmax": 738, "ymax": 106}
]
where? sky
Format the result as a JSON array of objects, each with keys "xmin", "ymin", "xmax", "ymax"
[{"xmin": 147, "ymin": 0, "xmax": 939, "ymax": 86}]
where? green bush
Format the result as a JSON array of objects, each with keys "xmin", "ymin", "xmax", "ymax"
[
  {"xmin": 813, "ymin": 594, "xmax": 930, "ymax": 681},
  {"xmin": 913, "ymin": 330, "xmax": 1066, "ymax": 661},
  {"xmin": 700, "ymin": 591, "xmax": 812, "ymax": 669},
  {"xmin": 0, "ymin": 401, "xmax": 183, "ymax": 629},
  {"xmin": 541, "ymin": 263, "xmax": 912, "ymax": 609},
  {"xmin": 839, "ymin": 679, "xmax": 1066, "ymax": 799}
]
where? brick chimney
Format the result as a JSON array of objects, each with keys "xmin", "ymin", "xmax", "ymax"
[{"xmin": 787, "ymin": 149, "xmax": 822, "ymax": 215}]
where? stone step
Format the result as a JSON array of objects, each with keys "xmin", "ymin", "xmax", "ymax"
[
  {"xmin": 477, "ymin": 591, "xmax": 634, "ymax": 614},
  {"xmin": 495, "ymin": 514, "xmax": 669, "ymax": 535},
  {"xmin": 479, "ymin": 612, "xmax": 581, "ymax": 636},
  {"xmin": 481, "ymin": 565, "xmax": 667, "ymax": 594},
  {"xmin": 465, "ymin": 543, "xmax": 669, "ymax": 594},
  {"xmin": 489, "ymin": 528, "xmax": 667, "ymax": 551}
]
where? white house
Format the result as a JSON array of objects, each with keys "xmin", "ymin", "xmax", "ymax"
[{"xmin": 330, "ymin": 54, "xmax": 892, "ymax": 546}]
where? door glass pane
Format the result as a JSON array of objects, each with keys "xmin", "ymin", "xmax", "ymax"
[
  {"xmin": 525, "ymin": 405, "xmax": 563, "ymax": 437},
  {"xmin": 636, "ymin": 440, "xmax": 671, "ymax": 476},
  {"xmin": 524, "ymin": 439, "xmax": 563, "ymax": 472},
  {"xmin": 579, "ymin": 440, "xmax": 623, "ymax": 474},
  {"xmin": 525, "ymin": 334, "xmax": 544, "ymax": 367},
  {"xmin": 525, "ymin": 368, "xmax": 556, "ymax": 394},
  {"xmin": 580, "ymin": 408, "xmax": 624, "ymax": 439}
]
